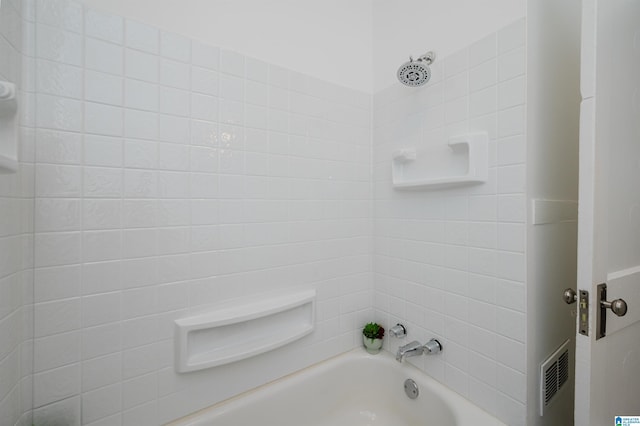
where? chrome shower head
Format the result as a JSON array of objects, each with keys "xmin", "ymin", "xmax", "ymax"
[{"xmin": 397, "ymin": 52, "xmax": 436, "ymax": 87}]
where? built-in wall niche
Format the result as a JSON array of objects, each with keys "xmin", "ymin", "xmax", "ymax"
[
  {"xmin": 392, "ymin": 132, "xmax": 488, "ymax": 190},
  {"xmin": 174, "ymin": 289, "xmax": 316, "ymax": 373},
  {"xmin": 0, "ymin": 81, "xmax": 18, "ymax": 173}
]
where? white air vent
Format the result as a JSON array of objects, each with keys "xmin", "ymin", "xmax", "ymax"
[{"xmin": 540, "ymin": 339, "xmax": 571, "ymax": 416}]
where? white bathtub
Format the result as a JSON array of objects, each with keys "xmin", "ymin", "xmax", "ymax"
[{"xmin": 168, "ymin": 347, "xmax": 506, "ymax": 426}]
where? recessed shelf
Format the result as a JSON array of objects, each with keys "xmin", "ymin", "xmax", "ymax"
[
  {"xmin": 174, "ymin": 289, "xmax": 316, "ymax": 373},
  {"xmin": 392, "ymin": 132, "xmax": 489, "ymax": 190}
]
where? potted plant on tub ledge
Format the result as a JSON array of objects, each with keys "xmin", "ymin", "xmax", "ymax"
[{"xmin": 362, "ymin": 322, "xmax": 384, "ymax": 354}]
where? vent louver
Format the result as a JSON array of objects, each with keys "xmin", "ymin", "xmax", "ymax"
[
  {"xmin": 544, "ymin": 360, "xmax": 559, "ymax": 404},
  {"xmin": 540, "ymin": 339, "xmax": 571, "ymax": 416}
]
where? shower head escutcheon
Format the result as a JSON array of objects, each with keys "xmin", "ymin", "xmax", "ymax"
[{"xmin": 397, "ymin": 51, "xmax": 436, "ymax": 87}]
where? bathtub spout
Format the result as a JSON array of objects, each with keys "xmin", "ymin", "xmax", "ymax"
[
  {"xmin": 396, "ymin": 339, "xmax": 443, "ymax": 362},
  {"xmin": 396, "ymin": 341, "xmax": 424, "ymax": 362}
]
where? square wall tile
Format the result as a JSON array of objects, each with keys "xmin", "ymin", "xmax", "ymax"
[
  {"xmin": 34, "ymin": 232, "xmax": 81, "ymax": 268},
  {"xmin": 34, "ymin": 298, "xmax": 81, "ymax": 337},
  {"xmin": 85, "ymin": 38, "xmax": 123, "ymax": 75},
  {"xmin": 469, "ymin": 33, "xmax": 497, "ymax": 67},
  {"xmin": 35, "ymin": 198, "xmax": 81, "ymax": 232},
  {"xmin": 122, "ymin": 373, "xmax": 157, "ymax": 410},
  {"xmin": 34, "ymin": 265, "xmax": 81, "ymax": 303},
  {"xmin": 160, "ymin": 31, "xmax": 190, "ymax": 62},
  {"xmin": 191, "ymin": 41, "xmax": 219, "ymax": 70},
  {"xmin": 126, "ymin": 19, "xmax": 159, "ymax": 54},
  {"xmin": 81, "ymin": 383, "xmax": 122, "ymax": 424},
  {"xmin": 470, "ymin": 59, "xmax": 497, "ymax": 92},
  {"xmin": 85, "ymin": 103, "xmax": 123, "ymax": 137},
  {"xmin": 125, "ymin": 139, "xmax": 158, "ymax": 169},
  {"xmin": 497, "ymin": 105, "xmax": 524, "ymax": 138},
  {"xmin": 125, "ymin": 48, "xmax": 159, "ymax": 83},
  {"xmin": 498, "ymin": 76, "xmax": 525, "ymax": 110},
  {"xmin": 35, "ymin": 129, "xmax": 82, "ymax": 165},
  {"xmin": 36, "ymin": 0, "xmax": 83, "ymax": 33},
  {"xmin": 81, "ymin": 323, "xmax": 122, "ymax": 360},
  {"xmin": 159, "ymin": 115, "xmax": 190, "ymax": 144},
  {"xmin": 34, "ymin": 363, "xmax": 81, "ymax": 407},
  {"xmin": 159, "ymin": 87, "xmax": 190, "ymax": 117},
  {"xmin": 82, "ymin": 230, "xmax": 122, "ymax": 262},
  {"xmin": 83, "ymin": 167, "xmax": 123, "ymax": 198},
  {"xmin": 84, "ymin": 135, "xmax": 123, "ymax": 168},
  {"xmin": 191, "ymin": 93, "xmax": 219, "ymax": 122},
  {"xmin": 82, "ymin": 293, "xmax": 121, "ymax": 328},
  {"xmin": 498, "ymin": 47, "xmax": 525, "ymax": 82},
  {"xmin": 36, "ymin": 94, "xmax": 82, "ymax": 132},
  {"xmin": 33, "ymin": 331, "xmax": 81, "ymax": 372},
  {"xmin": 37, "ymin": 25, "xmax": 82, "ymax": 66},
  {"xmin": 124, "ymin": 109, "xmax": 158, "ymax": 140},
  {"xmin": 85, "ymin": 9, "xmax": 123, "ymax": 44},
  {"xmin": 36, "ymin": 60, "xmax": 83, "ymax": 99},
  {"xmin": 220, "ymin": 49, "xmax": 244, "ymax": 77},
  {"xmin": 33, "ymin": 396, "xmax": 81, "ymax": 426},
  {"xmin": 498, "ymin": 18, "xmax": 526, "ymax": 54},
  {"xmin": 191, "ymin": 67, "xmax": 218, "ymax": 96},
  {"xmin": 83, "ymin": 199, "xmax": 122, "ymax": 230},
  {"xmin": 85, "ymin": 70, "xmax": 123, "ymax": 105},
  {"xmin": 443, "ymin": 48, "xmax": 468, "ymax": 78},
  {"xmin": 81, "ymin": 353, "xmax": 121, "ymax": 392},
  {"xmin": 246, "ymin": 57, "xmax": 268, "ymax": 83},
  {"xmin": 160, "ymin": 58, "xmax": 190, "ymax": 90},
  {"xmin": 35, "ymin": 164, "xmax": 82, "ymax": 197},
  {"xmin": 125, "ymin": 79, "xmax": 159, "ymax": 111}
]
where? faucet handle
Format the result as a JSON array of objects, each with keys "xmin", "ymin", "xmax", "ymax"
[
  {"xmin": 389, "ymin": 323, "xmax": 407, "ymax": 338},
  {"xmin": 423, "ymin": 338, "xmax": 442, "ymax": 354}
]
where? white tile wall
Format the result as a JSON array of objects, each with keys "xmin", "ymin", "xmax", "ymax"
[
  {"xmin": 0, "ymin": 1, "xmax": 34, "ymax": 425},
  {"xmin": 372, "ymin": 18, "xmax": 527, "ymax": 426},
  {"xmin": 30, "ymin": 1, "xmax": 372, "ymax": 424},
  {"xmin": 9, "ymin": 2, "xmax": 535, "ymax": 425}
]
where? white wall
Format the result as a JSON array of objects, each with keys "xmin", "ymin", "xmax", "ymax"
[
  {"xmin": 13, "ymin": 0, "xmax": 584, "ymax": 425},
  {"xmin": 75, "ymin": 0, "xmax": 527, "ymax": 93},
  {"xmin": 29, "ymin": 2, "xmax": 372, "ymax": 423},
  {"xmin": 525, "ymin": 0, "xmax": 581, "ymax": 424},
  {"xmin": 372, "ymin": 0, "xmax": 526, "ymax": 92},
  {"xmin": 79, "ymin": 0, "xmax": 373, "ymax": 93},
  {"xmin": 0, "ymin": 1, "xmax": 34, "ymax": 425},
  {"xmin": 372, "ymin": 18, "xmax": 529, "ymax": 425}
]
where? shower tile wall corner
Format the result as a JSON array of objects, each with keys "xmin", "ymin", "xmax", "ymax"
[
  {"xmin": 372, "ymin": 18, "xmax": 527, "ymax": 426},
  {"xmin": 29, "ymin": 1, "xmax": 372, "ymax": 423}
]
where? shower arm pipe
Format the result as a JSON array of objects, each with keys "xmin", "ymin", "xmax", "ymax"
[{"xmin": 416, "ymin": 51, "xmax": 435, "ymax": 64}]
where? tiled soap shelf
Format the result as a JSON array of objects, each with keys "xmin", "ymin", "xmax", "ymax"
[
  {"xmin": 0, "ymin": 81, "xmax": 18, "ymax": 174},
  {"xmin": 174, "ymin": 289, "xmax": 316, "ymax": 373},
  {"xmin": 392, "ymin": 132, "xmax": 488, "ymax": 190}
]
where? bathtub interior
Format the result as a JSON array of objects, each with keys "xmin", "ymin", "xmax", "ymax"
[{"xmin": 169, "ymin": 349, "xmax": 495, "ymax": 426}]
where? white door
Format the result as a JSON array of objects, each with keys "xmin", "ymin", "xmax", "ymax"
[{"xmin": 575, "ymin": 0, "xmax": 640, "ymax": 425}]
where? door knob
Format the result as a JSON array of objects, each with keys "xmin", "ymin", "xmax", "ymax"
[
  {"xmin": 563, "ymin": 288, "xmax": 577, "ymax": 304},
  {"xmin": 596, "ymin": 283, "xmax": 628, "ymax": 340},
  {"xmin": 601, "ymin": 298, "xmax": 628, "ymax": 317}
]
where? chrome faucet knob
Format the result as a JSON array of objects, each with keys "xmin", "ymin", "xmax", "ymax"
[
  {"xmin": 423, "ymin": 338, "xmax": 442, "ymax": 355},
  {"xmin": 389, "ymin": 323, "xmax": 407, "ymax": 338}
]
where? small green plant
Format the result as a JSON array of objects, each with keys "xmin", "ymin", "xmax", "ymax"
[{"xmin": 362, "ymin": 322, "xmax": 384, "ymax": 339}]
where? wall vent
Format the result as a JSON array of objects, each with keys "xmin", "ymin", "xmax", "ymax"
[{"xmin": 540, "ymin": 339, "xmax": 571, "ymax": 416}]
